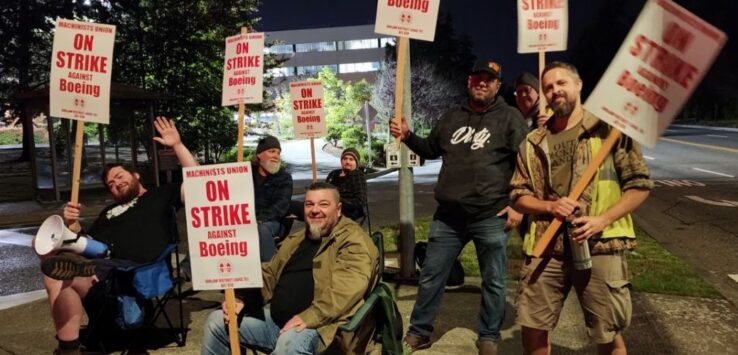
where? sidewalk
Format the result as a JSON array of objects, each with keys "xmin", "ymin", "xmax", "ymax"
[
  {"xmin": 1, "ymin": 276, "xmax": 738, "ymax": 354},
  {"xmin": 2, "ymin": 142, "xmax": 738, "ymax": 353}
]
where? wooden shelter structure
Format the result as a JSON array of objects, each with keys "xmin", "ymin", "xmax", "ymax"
[{"xmin": 16, "ymin": 83, "xmax": 170, "ymax": 201}]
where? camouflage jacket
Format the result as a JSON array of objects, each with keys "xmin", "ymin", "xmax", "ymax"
[{"xmin": 510, "ymin": 110, "xmax": 653, "ymax": 255}]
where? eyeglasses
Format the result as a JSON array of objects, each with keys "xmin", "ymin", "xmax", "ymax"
[{"xmin": 514, "ymin": 86, "xmax": 535, "ymax": 97}]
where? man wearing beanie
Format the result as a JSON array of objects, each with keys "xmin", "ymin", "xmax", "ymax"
[
  {"xmin": 325, "ymin": 147, "xmax": 367, "ymax": 221},
  {"xmin": 391, "ymin": 60, "xmax": 528, "ymax": 355},
  {"xmin": 252, "ymin": 135, "xmax": 293, "ymax": 261},
  {"xmin": 515, "ymin": 72, "xmax": 546, "ymax": 130}
]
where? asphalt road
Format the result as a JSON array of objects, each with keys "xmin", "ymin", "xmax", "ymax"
[
  {"xmin": 2, "ymin": 127, "xmax": 738, "ymax": 308},
  {"xmin": 637, "ymin": 124, "xmax": 738, "ymax": 306}
]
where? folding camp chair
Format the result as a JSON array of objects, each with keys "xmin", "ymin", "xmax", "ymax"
[
  {"xmin": 339, "ymin": 231, "xmax": 403, "ymax": 355},
  {"xmin": 83, "ymin": 208, "xmax": 187, "ymax": 351}
]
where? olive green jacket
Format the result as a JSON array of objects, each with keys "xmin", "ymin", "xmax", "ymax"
[{"xmin": 261, "ymin": 217, "xmax": 379, "ymax": 353}]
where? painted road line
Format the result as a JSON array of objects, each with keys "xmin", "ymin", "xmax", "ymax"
[
  {"xmin": 643, "ymin": 155, "xmax": 655, "ymax": 161},
  {"xmin": 691, "ymin": 167, "xmax": 735, "ymax": 178},
  {"xmin": 0, "ymin": 289, "xmax": 47, "ymax": 311},
  {"xmin": 707, "ymin": 134, "xmax": 729, "ymax": 138},
  {"xmin": 729, "ymin": 274, "xmax": 738, "ymax": 284},
  {"xmin": 0, "ymin": 229, "xmax": 33, "ymax": 247},
  {"xmin": 660, "ymin": 137, "xmax": 738, "ymax": 154},
  {"xmin": 671, "ymin": 124, "xmax": 738, "ymax": 133}
]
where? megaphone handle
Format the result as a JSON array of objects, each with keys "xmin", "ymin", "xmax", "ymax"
[{"xmin": 61, "ymin": 233, "xmax": 83, "ymax": 245}]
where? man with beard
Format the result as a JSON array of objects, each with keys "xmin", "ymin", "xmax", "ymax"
[
  {"xmin": 40, "ymin": 117, "xmax": 198, "ymax": 355},
  {"xmin": 390, "ymin": 60, "xmax": 528, "ymax": 355},
  {"xmin": 510, "ymin": 62, "xmax": 651, "ymax": 355},
  {"xmin": 202, "ymin": 182, "xmax": 379, "ymax": 354},
  {"xmin": 250, "ymin": 135, "xmax": 293, "ymax": 261}
]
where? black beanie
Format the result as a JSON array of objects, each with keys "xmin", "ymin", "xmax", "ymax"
[
  {"xmin": 341, "ymin": 147, "xmax": 360, "ymax": 164},
  {"xmin": 515, "ymin": 72, "xmax": 540, "ymax": 93},
  {"xmin": 256, "ymin": 135, "xmax": 281, "ymax": 154}
]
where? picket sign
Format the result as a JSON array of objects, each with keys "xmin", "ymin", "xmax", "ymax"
[
  {"xmin": 290, "ymin": 80, "xmax": 326, "ymax": 181},
  {"xmin": 49, "ymin": 19, "xmax": 115, "ymax": 228},
  {"xmin": 219, "ymin": 25, "xmax": 266, "ymax": 355}
]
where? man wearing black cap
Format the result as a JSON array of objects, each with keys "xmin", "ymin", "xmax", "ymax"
[
  {"xmin": 515, "ymin": 72, "xmax": 546, "ymax": 130},
  {"xmin": 391, "ymin": 60, "xmax": 528, "ymax": 354},
  {"xmin": 325, "ymin": 147, "xmax": 367, "ymax": 221},
  {"xmin": 252, "ymin": 135, "xmax": 293, "ymax": 261}
]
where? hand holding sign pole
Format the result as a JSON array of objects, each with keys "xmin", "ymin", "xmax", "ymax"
[
  {"xmin": 531, "ymin": 0, "xmax": 726, "ymax": 257},
  {"xmin": 221, "ymin": 27, "xmax": 265, "ymax": 355}
]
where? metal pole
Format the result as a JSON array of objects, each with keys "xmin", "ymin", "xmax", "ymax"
[
  {"xmin": 150, "ymin": 105, "xmax": 160, "ymax": 187},
  {"xmin": 398, "ymin": 42, "xmax": 415, "ymax": 279},
  {"xmin": 364, "ymin": 101, "xmax": 372, "ymax": 168}
]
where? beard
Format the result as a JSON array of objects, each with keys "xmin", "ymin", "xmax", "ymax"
[
  {"xmin": 551, "ymin": 94, "xmax": 577, "ymax": 117},
  {"xmin": 307, "ymin": 224, "xmax": 324, "ymax": 240},
  {"xmin": 259, "ymin": 159, "xmax": 280, "ymax": 175},
  {"xmin": 113, "ymin": 178, "xmax": 141, "ymax": 204},
  {"xmin": 469, "ymin": 89, "xmax": 496, "ymax": 107}
]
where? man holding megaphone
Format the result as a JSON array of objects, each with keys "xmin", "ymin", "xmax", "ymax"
[{"xmin": 38, "ymin": 117, "xmax": 198, "ymax": 355}]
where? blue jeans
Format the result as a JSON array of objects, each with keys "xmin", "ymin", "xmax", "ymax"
[
  {"xmin": 258, "ymin": 221, "xmax": 281, "ymax": 262},
  {"xmin": 408, "ymin": 216, "xmax": 509, "ymax": 341},
  {"xmin": 202, "ymin": 308, "xmax": 320, "ymax": 355}
]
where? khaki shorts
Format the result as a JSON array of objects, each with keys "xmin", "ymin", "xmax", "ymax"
[{"xmin": 515, "ymin": 253, "xmax": 632, "ymax": 344}]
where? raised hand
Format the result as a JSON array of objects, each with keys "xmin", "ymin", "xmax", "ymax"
[{"xmin": 153, "ymin": 116, "xmax": 182, "ymax": 148}]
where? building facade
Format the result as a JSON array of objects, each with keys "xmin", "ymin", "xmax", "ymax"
[{"xmin": 265, "ymin": 24, "xmax": 394, "ymax": 83}]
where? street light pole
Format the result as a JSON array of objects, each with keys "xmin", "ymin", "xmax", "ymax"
[{"xmin": 398, "ymin": 43, "xmax": 415, "ymax": 279}]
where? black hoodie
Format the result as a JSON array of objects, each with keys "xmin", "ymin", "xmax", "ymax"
[{"xmin": 404, "ymin": 96, "xmax": 528, "ymax": 221}]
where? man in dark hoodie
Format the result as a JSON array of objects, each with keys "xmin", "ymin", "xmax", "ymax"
[
  {"xmin": 391, "ymin": 60, "xmax": 528, "ymax": 354},
  {"xmin": 251, "ymin": 135, "xmax": 293, "ymax": 262}
]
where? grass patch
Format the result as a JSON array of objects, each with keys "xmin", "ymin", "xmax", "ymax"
[
  {"xmin": 627, "ymin": 226, "xmax": 721, "ymax": 298},
  {"xmin": 379, "ymin": 217, "xmax": 721, "ymax": 298}
]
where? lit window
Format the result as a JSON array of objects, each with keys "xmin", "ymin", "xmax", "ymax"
[
  {"xmin": 380, "ymin": 38, "xmax": 395, "ymax": 47},
  {"xmin": 295, "ymin": 41, "xmax": 337, "ymax": 53},
  {"xmin": 296, "ymin": 65, "xmax": 337, "ymax": 76},
  {"xmin": 341, "ymin": 39, "xmax": 380, "ymax": 50},
  {"xmin": 266, "ymin": 44, "xmax": 294, "ymax": 54},
  {"xmin": 338, "ymin": 62, "xmax": 380, "ymax": 73},
  {"xmin": 268, "ymin": 67, "xmax": 293, "ymax": 77}
]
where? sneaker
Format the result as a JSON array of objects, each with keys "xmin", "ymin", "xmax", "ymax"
[
  {"xmin": 42, "ymin": 253, "xmax": 96, "ymax": 281},
  {"xmin": 403, "ymin": 334, "xmax": 431, "ymax": 353},
  {"xmin": 444, "ymin": 277, "xmax": 464, "ymax": 290},
  {"xmin": 476, "ymin": 339, "xmax": 498, "ymax": 355}
]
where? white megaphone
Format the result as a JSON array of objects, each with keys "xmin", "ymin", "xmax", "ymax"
[{"xmin": 33, "ymin": 215, "xmax": 109, "ymax": 258}]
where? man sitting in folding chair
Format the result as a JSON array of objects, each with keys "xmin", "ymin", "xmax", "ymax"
[
  {"xmin": 202, "ymin": 182, "xmax": 379, "ymax": 354},
  {"xmin": 38, "ymin": 117, "xmax": 198, "ymax": 355}
]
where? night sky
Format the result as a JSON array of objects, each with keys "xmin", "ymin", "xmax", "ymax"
[
  {"xmin": 257, "ymin": 1, "xmax": 735, "ymax": 95},
  {"xmin": 257, "ymin": 1, "xmax": 619, "ymax": 81}
]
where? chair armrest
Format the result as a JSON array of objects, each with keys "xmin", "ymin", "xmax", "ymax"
[{"xmin": 339, "ymin": 292, "xmax": 380, "ymax": 333}]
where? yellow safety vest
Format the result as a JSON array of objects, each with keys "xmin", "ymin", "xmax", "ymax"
[{"xmin": 522, "ymin": 136, "xmax": 635, "ymax": 255}]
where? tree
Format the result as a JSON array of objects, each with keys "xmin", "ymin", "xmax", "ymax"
[
  {"xmin": 378, "ymin": 12, "xmax": 475, "ymax": 129},
  {"xmin": 1, "ymin": 1, "xmax": 271, "ymax": 164},
  {"xmin": 1, "ymin": 0, "xmax": 92, "ymax": 161},
  {"xmin": 372, "ymin": 60, "xmax": 463, "ymax": 132}
]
